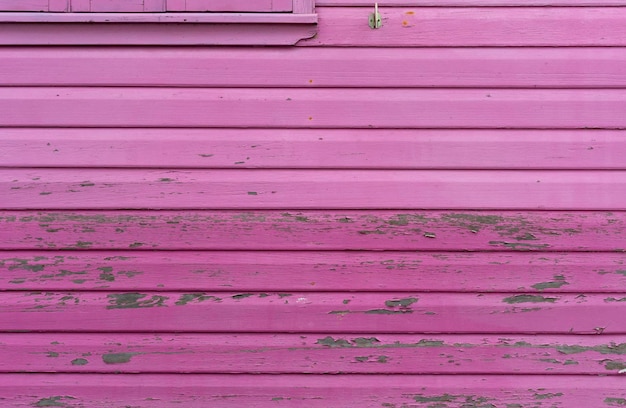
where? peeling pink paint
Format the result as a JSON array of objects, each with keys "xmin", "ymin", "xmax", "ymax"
[{"xmin": 1, "ymin": 0, "xmax": 626, "ymax": 406}]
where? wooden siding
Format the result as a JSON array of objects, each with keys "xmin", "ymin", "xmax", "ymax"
[{"xmin": 1, "ymin": 1, "xmax": 626, "ymax": 407}]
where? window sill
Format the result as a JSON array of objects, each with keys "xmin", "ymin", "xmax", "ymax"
[{"xmin": 0, "ymin": 12, "xmax": 318, "ymax": 45}]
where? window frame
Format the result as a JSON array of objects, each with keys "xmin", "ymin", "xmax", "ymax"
[{"xmin": 0, "ymin": 0, "xmax": 316, "ymax": 45}]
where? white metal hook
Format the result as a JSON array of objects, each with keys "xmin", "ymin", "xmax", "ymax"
[{"xmin": 369, "ymin": 2, "xmax": 382, "ymax": 29}]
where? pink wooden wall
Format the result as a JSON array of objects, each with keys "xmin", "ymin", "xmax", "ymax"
[{"xmin": 1, "ymin": 1, "xmax": 626, "ymax": 407}]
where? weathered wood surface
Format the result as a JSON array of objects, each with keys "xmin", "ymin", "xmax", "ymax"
[
  {"xmin": 3, "ymin": 169, "xmax": 626, "ymax": 210},
  {"xmin": 4, "ymin": 47, "xmax": 626, "ymax": 88},
  {"xmin": 2, "ymin": 129, "xmax": 624, "ymax": 170},
  {"xmin": 304, "ymin": 7, "xmax": 626, "ymax": 46},
  {"xmin": 1, "ymin": 211, "xmax": 623, "ymax": 251},
  {"xmin": 2, "ymin": 251, "xmax": 624, "ymax": 292},
  {"xmin": 5, "ymin": 88, "xmax": 626, "ymax": 129},
  {"xmin": 2, "ymin": 291, "xmax": 625, "ymax": 333},
  {"xmin": 2, "ymin": 374, "xmax": 625, "ymax": 407},
  {"xmin": 2, "ymin": 333, "xmax": 626, "ymax": 374}
]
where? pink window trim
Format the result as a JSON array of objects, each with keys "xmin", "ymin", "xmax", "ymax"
[
  {"xmin": 0, "ymin": 12, "xmax": 317, "ymax": 23},
  {"xmin": 0, "ymin": 0, "xmax": 314, "ymax": 13},
  {"xmin": 0, "ymin": 0, "xmax": 316, "ymax": 45}
]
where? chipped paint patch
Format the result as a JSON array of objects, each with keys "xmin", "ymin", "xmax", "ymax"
[
  {"xmin": 232, "ymin": 293, "xmax": 254, "ymax": 300},
  {"xmin": 534, "ymin": 392, "xmax": 564, "ymax": 400},
  {"xmin": 489, "ymin": 241, "xmax": 550, "ymax": 250},
  {"xmin": 365, "ymin": 308, "xmax": 412, "ymax": 315},
  {"xmin": 412, "ymin": 393, "xmax": 495, "ymax": 406},
  {"xmin": 532, "ymin": 275, "xmax": 569, "ymax": 290},
  {"xmin": 102, "ymin": 352, "xmax": 137, "ymax": 364},
  {"xmin": 316, "ymin": 336, "xmax": 352, "ymax": 347},
  {"xmin": 175, "ymin": 293, "xmax": 221, "ymax": 306},
  {"xmin": 106, "ymin": 293, "xmax": 168, "ymax": 309},
  {"xmin": 33, "ymin": 396, "xmax": 76, "ymax": 407},
  {"xmin": 603, "ymin": 360, "xmax": 626, "ymax": 371},
  {"xmin": 556, "ymin": 343, "xmax": 626, "ymax": 355},
  {"xmin": 315, "ymin": 336, "xmax": 452, "ymax": 349},
  {"xmin": 98, "ymin": 266, "xmax": 115, "ymax": 282},
  {"xmin": 385, "ymin": 297, "xmax": 418, "ymax": 308},
  {"xmin": 502, "ymin": 294, "xmax": 557, "ymax": 304},
  {"xmin": 352, "ymin": 337, "xmax": 381, "ymax": 347}
]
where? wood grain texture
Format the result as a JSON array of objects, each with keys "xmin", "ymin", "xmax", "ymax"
[
  {"xmin": 2, "ymin": 129, "xmax": 624, "ymax": 170},
  {"xmin": 2, "ymin": 291, "xmax": 625, "ymax": 333},
  {"xmin": 2, "ymin": 374, "xmax": 625, "ymax": 407},
  {"xmin": 2, "ymin": 169, "xmax": 625, "ymax": 210},
  {"xmin": 2, "ymin": 333, "xmax": 626, "ymax": 374},
  {"xmin": 304, "ymin": 7, "xmax": 626, "ymax": 47},
  {"xmin": 2, "ymin": 251, "xmax": 624, "ymax": 292},
  {"xmin": 4, "ymin": 47, "xmax": 626, "ymax": 88},
  {"xmin": 5, "ymin": 88, "xmax": 626, "ymax": 129},
  {"xmin": 2, "ymin": 211, "xmax": 623, "ymax": 251}
]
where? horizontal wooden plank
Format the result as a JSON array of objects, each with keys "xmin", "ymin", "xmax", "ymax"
[
  {"xmin": 4, "ymin": 47, "xmax": 626, "ymax": 88},
  {"xmin": 2, "ymin": 292, "xmax": 625, "ymax": 333},
  {"xmin": 2, "ymin": 251, "xmax": 625, "ymax": 292},
  {"xmin": 2, "ymin": 169, "xmax": 626, "ymax": 210},
  {"xmin": 2, "ymin": 129, "xmax": 625, "ymax": 170},
  {"xmin": 305, "ymin": 7, "xmax": 626, "ymax": 46},
  {"xmin": 0, "ymin": 22, "xmax": 317, "ymax": 46},
  {"xmin": 2, "ymin": 333, "xmax": 626, "ymax": 374},
  {"xmin": 2, "ymin": 211, "xmax": 623, "ymax": 251},
  {"xmin": 4, "ymin": 88, "xmax": 626, "ymax": 129},
  {"xmin": 2, "ymin": 374, "xmax": 625, "ymax": 407},
  {"xmin": 318, "ymin": 0, "xmax": 626, "ymax": 5},
  {"xmin": 0, "ymin": 11, "xmax": 317, "ymax": 23}
]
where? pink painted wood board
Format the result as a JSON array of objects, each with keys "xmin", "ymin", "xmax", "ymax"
[
  {"xmin": 2, "ymin": 291, "xmax": 626, "ymax": 333},
  {"xmin": 1, "ymin": 129, "xmax": 623, "ymax": 169},
  {"xmin": 2, "ymin": 169, "xmax": 626, "ymax": 210},
  {"xmin": 2, "ymin": 374, "xmax": 625, "ymax": 407},
  {"xmin": 0, "ymin": 21, "xmax": 317, "ymax": 45},
  {"xmin": 320, "ymin": 0, "xmax": 626, "ymax": 4},
  {"xmin": 2, "ymin": 1, "xmax": 626, "ymax": 401},
  {"xmin": 4, "ymin": 88, "xmax": 626, "ymax": 129},
  {"xmin": 1, "ymin": 211, "xmax": 623, "ymax": 251},
  {"xmin": 4, "ymin": 47, "xmax": 626, "ymax": 88},
  {"xmin": 3, "ymin": 7, "xmax": 626, "ymax": 46},
  {"xmin": 2, "ymin": 333, "xmax": 626, "ymax": 374},
  {"xmin": 304, "ymin": 7, "xmax": 626, "ymax": 46},
  {"xmin": 2, "ymin": 251, "xmax": 624, "ymax": 292}
]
